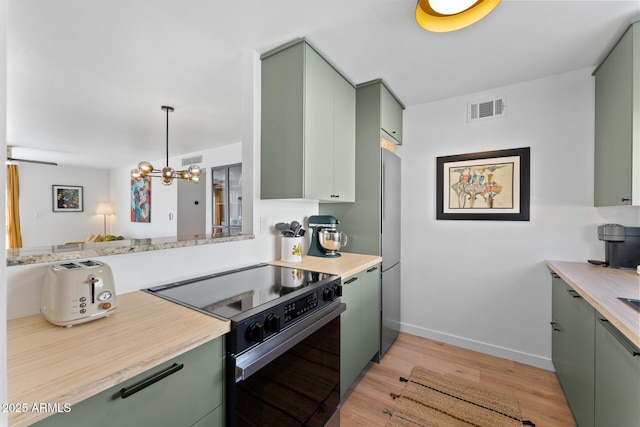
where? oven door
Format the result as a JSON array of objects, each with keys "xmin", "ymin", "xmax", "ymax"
[{"xmin": 227, "ymin": 301, "xmax": 345, "ymax": 427}]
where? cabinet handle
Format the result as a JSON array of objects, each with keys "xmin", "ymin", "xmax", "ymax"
[
  {"xmin": 550, "ymin": 321, "xmax": 561, "ymax": 332},
  {"xmin": 598, "ymin": 318, "xmax": 640, "ymax": 357},
  {"xmin": 621, "ymin": 197, "xmax": 630, "ymax": 202},
  {"xmin": 344, "ymin": 277, "xmax": 358, "ymax": 285},
  {"xmin": 366, "ymin": 266, "xmax": 378, "ymax": 273},
  {"xmin": 550, "ymin": 272, "xmax": 560, "ymax": 279},
  {"xmin": 119, "ymin": 363, "xmax": 184, "ymax": 398},
  {"xmin": 566, "ymin": 289, "xmax": 582, "ymax": 299}
]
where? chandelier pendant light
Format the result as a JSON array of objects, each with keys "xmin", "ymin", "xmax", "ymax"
[
  {"xmin": 130, "ymin": 106, "xmax": 201, "ymax": 185},
  {"xmin": 415, "ymin": 0, "xmax": 501, "ymax": 32}
]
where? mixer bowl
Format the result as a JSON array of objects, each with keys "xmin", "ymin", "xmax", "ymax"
[{"xmin": 318, "ymin": 230, "xmax": 348, "ymax": 253}]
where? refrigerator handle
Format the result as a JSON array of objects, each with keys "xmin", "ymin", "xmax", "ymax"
[{"xmin": 381, "ymin": 159, "xmax": 385, "ymax": 227}]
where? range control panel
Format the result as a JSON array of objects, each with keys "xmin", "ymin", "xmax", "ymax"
[{"xmin": 230, "ymin": 278, "xmax": 342, "ymax": 355}]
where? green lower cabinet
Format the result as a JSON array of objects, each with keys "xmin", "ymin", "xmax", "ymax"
[
  {"xmin": 595, "ymin": 313, "xmax": 640, "ymax": 427},
  {"xmin": 33, "ymin": 337, "xmax": 224, "ymax": 427},
  {"xmin": 340, "ymin": 264, "xmax": 381, "ymax": 397},
  {"xmin": 550, "ymin": 272, "xmax": 595, "ymax": 427}
]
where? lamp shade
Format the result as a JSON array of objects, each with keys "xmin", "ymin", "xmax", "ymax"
[{"xmin": 96, "ymin": 202, "xmax": 114, "ymax": 216}]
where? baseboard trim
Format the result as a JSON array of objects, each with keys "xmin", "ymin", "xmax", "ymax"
[{"xmin": 400, "ymin": 323, "xmax": 555, "ymax": 371}]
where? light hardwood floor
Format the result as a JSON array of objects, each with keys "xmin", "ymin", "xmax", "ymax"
[{"xmin": 338, "ymin": 333, "xmax": 575, "ymax": 427}]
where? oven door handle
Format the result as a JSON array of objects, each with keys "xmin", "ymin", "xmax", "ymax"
[{"xmin": 232, "ymin": 301, "xmax": 346, "ymax": 382}]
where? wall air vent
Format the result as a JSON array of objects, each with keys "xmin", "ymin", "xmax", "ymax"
[
  {"xmin": 181, "ymin": 155, "xmax": 203, "ymax": 166},
  {"xmin": 467, "ymin": 96, "xmax": 506, "ymax": 123}
]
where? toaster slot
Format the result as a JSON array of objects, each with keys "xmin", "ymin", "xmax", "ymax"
[{"xmin": 88, "ymin": 275, "xmax": 98, "ymax": 304}]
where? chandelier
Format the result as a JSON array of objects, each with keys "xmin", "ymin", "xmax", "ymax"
[{"xmin": 130, "ymin": 106, "xmax": 201, "ymax": 185}]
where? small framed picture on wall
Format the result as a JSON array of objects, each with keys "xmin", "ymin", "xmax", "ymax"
[{"xmin": 52, "ymin": 185, "xmax": 84, "ymax": 212}]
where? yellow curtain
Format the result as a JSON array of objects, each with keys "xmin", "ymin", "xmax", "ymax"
[{"xmin": 7, "ymin": 164, "xmax": 23, "ymax": 249}]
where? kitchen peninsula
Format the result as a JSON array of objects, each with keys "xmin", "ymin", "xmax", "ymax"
[
  {"xmin": 7, "ymin": 233, "xmax": 253, "ymax": 266},
  {"xmin": 7, "ymin": 252, "xmax": 381, "ymax": 426}
]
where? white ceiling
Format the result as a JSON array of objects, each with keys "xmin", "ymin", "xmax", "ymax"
[{"xmin": 7, "ymin": 0, "xmax": 640, "ymax": 169}]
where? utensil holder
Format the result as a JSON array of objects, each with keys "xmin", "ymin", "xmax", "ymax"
[{"xmin": 281, "ymin": 236, "xmax": 303, "ymax": 262}]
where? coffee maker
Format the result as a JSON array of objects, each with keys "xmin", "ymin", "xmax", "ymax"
[
  {"xmin": 596, "ymin": 224, "xmax": 640, "ymax": 269},
  {"xmin": 308, "ymin": 215, "xmax": 347, "ymax": 258}
]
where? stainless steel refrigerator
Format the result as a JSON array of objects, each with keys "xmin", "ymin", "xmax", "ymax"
[{"xmin": 381, "ymin": 148, "xmax": 401, "ymax": 356}]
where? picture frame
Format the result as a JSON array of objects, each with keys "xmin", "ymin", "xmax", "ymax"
[
  {"xmin": 436, "ymin": 147, "xmax": 530, "ymax": 221},
  {"xmin": 130, "ymin": 177, "xmax": 151, "ymax": 223},
  {"xmin": 52, "ymin": 185, "xmax": 84, "ymax": 212}
]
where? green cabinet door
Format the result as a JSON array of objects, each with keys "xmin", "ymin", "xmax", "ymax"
[
  {"xmin": 550, "ymin": 273, "xmax": 595, "ymax": 427},
  {"xmin": 595, "ymin": 313, "xmax": 640, "ymax": 427},
  {"xmin": 380, "ymin": 83, "xmax": 404, "ymax": 144},
  {"xmin": 305, "ymin": 43, "xmax": 336, "ymax": 201},
  {"xmin": 260, "ymin": 41, "xmax": 305, "ymax": 200},
  {"xmin": 360, "ymin": 264, "xmax": 381, "ymax": 365},
  {"xmin": 340, "ymin": 264, "xmax": 381, "ymax": 397},
  {"xmin": 33, "ymin": 337, "xmax": 224, "ymax": 427},
  {"xmin": 332, "ymin": 66, "xmax": 356, "ymax": 202},
  {"xmin": 340, "ymin": 273, "xmax": 363, "ymax": 397},
  {"xmin": 594, "ymin": 22, "xmax": 639, "ymax": 206}
]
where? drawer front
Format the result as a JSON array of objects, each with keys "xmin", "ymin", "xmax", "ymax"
[
  {"xmin": 34, "ymin": 337, "xmax": 224, "ymax": 427},
  {"xmin": 595, "ymin": 314, "xmax": 640, "ymax": 427}
]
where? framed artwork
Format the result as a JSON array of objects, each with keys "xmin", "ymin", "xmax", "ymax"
[
  {"xmin": 436, "ymin": 147, "xmax": 530, "ymax": 221},
  {"xmin": 131, "ymin": 177, "xmax": 151, "ymax": 223},
  {"xmin": 52, "ymin": 185, "xmax": 83, "ymax": 212}
]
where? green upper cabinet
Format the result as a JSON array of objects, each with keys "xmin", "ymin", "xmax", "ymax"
[
  {"xmin": 594, "ymin": 22, "xmax": 639, "ymax": 206},
  {"xmin": 261, "ymin": 39, "xmax": 355, "ymax": 202},
  {"xmin": 380, "ymin": 83, "xmax": 404, "ymax": 144}
]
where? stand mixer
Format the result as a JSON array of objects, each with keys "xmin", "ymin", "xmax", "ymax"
[{"xmin": 308, "ymin": 215, "xmax": 348, "ymax": 258}]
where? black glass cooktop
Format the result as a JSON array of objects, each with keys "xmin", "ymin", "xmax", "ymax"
[{"xmin": 145, "ymin": 264, "xmax": 334, "ymax": 320}]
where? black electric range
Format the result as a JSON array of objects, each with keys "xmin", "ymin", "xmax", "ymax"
[{"xmin": 144, "ymin": 263, "xmax": 342, "ymax": 354}]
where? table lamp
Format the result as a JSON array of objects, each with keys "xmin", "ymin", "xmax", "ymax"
[{"xmin": 96, "ymin": 202, "xmax": 114, "ymax": 235}]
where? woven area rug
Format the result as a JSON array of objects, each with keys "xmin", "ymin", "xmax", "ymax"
[{"xmin": 385, "ymin": 366, "xmax": 527, "ymax": 427}]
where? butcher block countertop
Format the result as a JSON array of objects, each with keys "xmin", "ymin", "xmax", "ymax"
[
  {"xmin": 269, "ymin": 252, "xmax": 382, "ymax": 278},
  {"xmin": 7, "ymin": 291, "xmax": 230, "ymax": 427},
  {"xmin": 546, "ymin": 260, "xmax": 640, "ymax": 348}
]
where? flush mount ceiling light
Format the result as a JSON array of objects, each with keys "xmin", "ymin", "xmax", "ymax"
[
  {"xmin": 415, "ymin": 0, "xmax": 501, "ymax": 32},
  {"xmin": 130, "ymin": 106, "xmax": 201, "ymax": 186}
]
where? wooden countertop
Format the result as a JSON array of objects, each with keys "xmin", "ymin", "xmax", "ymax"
[
  {"xmin": 269, "ymin": 252, "xmax": 382, "ymax": 278},
  {"xmin": 7, "ymin": 291, "xmax": 230, "ymax": 427},
  {"xmin": 546, "ymin": 261, "xmax": 640, "ymax": 348}
]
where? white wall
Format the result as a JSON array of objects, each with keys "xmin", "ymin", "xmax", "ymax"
[
  {"xmin": 17, "ymin": 163, "xmax": 111, "ymax": 246},
  {"xmin": 400, "ymin": 68, "xmax": 640, "ymax": 370}
]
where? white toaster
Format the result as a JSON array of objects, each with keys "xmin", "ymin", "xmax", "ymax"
[{"xmin": 41, "ymin": 260, "xmax": 117, "ymax": 327}]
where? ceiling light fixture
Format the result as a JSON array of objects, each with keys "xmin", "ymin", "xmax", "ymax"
[
  {"xmin": 415, "ymin": 0, "xmax": 501, "ymax": 32},
  {"xmin": 130, "ymin": 106, "xmax": 201, "ymax": 186}
]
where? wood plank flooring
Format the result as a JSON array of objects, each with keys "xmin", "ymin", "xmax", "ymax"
[{"xmin": 338, "ymin": 333, "xmax": 575, "ymax": 427}]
